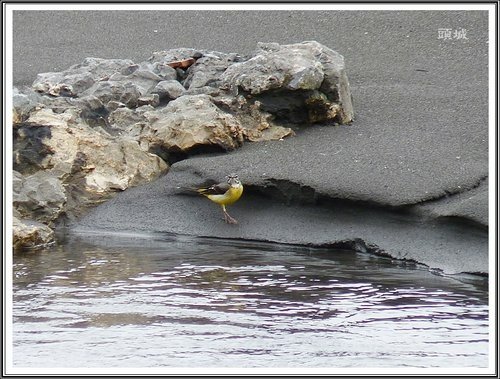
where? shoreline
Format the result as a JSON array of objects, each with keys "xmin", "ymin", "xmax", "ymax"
[{"xmin": 71, "ymin": 173, "xmax": 488, "ymax": 276}]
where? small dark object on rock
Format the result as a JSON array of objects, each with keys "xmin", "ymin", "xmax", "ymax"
[{"xmin": 167, "ymin": 58, "xmax": 196, "ymax": 69}]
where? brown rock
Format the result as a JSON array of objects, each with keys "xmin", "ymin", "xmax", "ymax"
[{"xmin": 13, "ymin": 216, "xmax": 55, "ymax": 252}]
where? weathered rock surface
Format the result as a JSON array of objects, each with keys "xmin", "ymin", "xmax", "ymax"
[
  {"xmin": 220, "ymin": 41, "xmax": 354, "ymax": 124},
  {"xmin": 12, "ymin": 107, "xmax": 168, "ymax": 240},
  {"xmin": 32, "ymin": 57, "xmax": 136, "ymax": 96},
  {"xmin": 144, "ymin": 94, "xmax": 245, "ymax": 153},
  {"xmin": 13, "ymin": 170, "xmax": 67, "ymax": 224},
  {"xmin": 150, "ymin": 80, "xmax": 186, "ymax": 100},
  {"xmin": 13, "ymin": 88, "xmax": 41, "ymax": 123},
  {"xmin": 183, "ymin": 51, "xmax": 243, "ymax": 91},
  {"xmin": 13, "ymin": 215, "xmax": 55, "ymax": 252},
  {"xmin": 73, "ymin": 166, "xmax": 488, "ymax": 275},
  {"xmin": 25, "ymin": 42, "xmax": 353, "ymax": 154}
]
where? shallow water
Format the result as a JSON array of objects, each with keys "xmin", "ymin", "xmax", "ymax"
[{"xmin": 12, "ymin": 232, "xmax": 489, "ymax": 369}]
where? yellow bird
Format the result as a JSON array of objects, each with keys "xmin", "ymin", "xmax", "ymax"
[{"xmin": 196, "ymin": 174, "xmax": 243, "ymax": 224}]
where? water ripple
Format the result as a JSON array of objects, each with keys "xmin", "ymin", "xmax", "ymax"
[{"xmin": 12, "ymin": 237, "xmax": 488, "ymax": 368}]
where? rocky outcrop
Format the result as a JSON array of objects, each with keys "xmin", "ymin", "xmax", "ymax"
[
  {"xmin": 24, "ymin": 108, "xmax": 167, "ymax": 193},
  {"xmin": 13, "ymin": 170, "xmax": 66, "ymax": 224},
  {"xmin": 32, "ymin": 57, "xmax": 136, "ymax": 96},
  {"xmin": 13, "ymin": 108, "xmax": 168, "ymax": 251},
  {"xmin": 13, "ymin": 215, "xmax": 55, "ymax": 252},
  {"xmin": 144, "ymin": 94, "xmax": 245, "ymax": 153},
  {"xmin": 26, "ymin": 41, "xmax": 353, "ymax": 151},
  {"xmin": 220, "ymin": 41, "xmax": 354, "ymax": 125},
  {"xmin": 12, "ymin": 41, "xmax": 354, "ymax": 252}
]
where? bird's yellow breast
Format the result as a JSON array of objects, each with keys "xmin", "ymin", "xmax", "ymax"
[{"xmin": 207, "ymin": 185, "xmax": 243, "ymax": 206}]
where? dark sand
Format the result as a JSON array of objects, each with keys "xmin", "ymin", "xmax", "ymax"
[{"xmin": 13, "ymin": 10, "xmax": 490, "ymax": 274}]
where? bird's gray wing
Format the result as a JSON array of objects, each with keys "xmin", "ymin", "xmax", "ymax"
[{"xmin": 198, "ymin": 182, "xmax": 230, "ymax": 195}]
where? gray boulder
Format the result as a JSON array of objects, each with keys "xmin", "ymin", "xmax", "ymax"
[
  {"xmin": 79, "ymin": 80, "xmax": 143, "ymax": 109},
  {"xmin": 26, "ymin": 42, "xmax": 354, "ymax": 149},
  {"xmin": 151, "ymin": 62, "xmax": 178, "ymax": 81},
  {"xmin": 13, "ymin": 87, "xmax": 42, "ymax": 123},
  {"xmin": 151, "ymin": 80, "xmax": 186, "ymax": 101},
  {"xmin": 107, "ymin": 69, "xmax": 163, "ymax": 95},
  {"xmin": 13, "ymin": 170, "xmax": 67, "ymax": 224},
  {"xmin": 221, "ymin": 43, "xmax": 324, "ymax": 93},
  {"xmin": 183, "ymin": 52, "xmax": 242, "ymax": 90},
  {"xmin": 32, "ymin": 57, "xmax": 136, "ymax": 96},
  {"xmin": 107, "ymin": 105, "xmax": 152, "ymax": 136},
  {"xmin": 220, "ymin": 41, "xmax": 354, "ymax": 124}
]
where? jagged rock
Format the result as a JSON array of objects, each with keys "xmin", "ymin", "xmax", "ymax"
[
  {"xmin": 13, "ymin": 108, "xmax": 168, "ymax": 225},
  {"xmin": 76, "ymin": 71, "xmax": 162, "ymax": 112},
  {"xmin": 144, "ymin": 94, "xmax": 244, "ymax": 153},
  {"xmin": 25, "ymin": 42, "xmax": 354, "ymax": 152},
  {"xmin": 79, "ymin": 80, "xmax": 143, "ymax": 109},
  {"xmin": 137, "ymin": 94, "xmax": 160, "ymax": 107},
  {"xmin": 14, "ymin": 121, "xmax": 54, "ymax": 174},
  {"xmin": 29, "ymin": 42, "xmax": 354, "ymax": 129},
  {"xmin": 75, "ymin": 96, "xmax": 109, "ymax": 126},
  {"xmin": 184, "ymin": 86, "xmax": 221, "ymax": 97},
  {"xmin": 107, "ymin": 106, "xmax": 150, "ymax": 135},
  {"xmin": 13, "ymin": 170, "xmax": 67, "ymax": 224},
  {"xmin": 151, "ymin": 62, "xmax": 178, "ymax": 81},
  {"xmin": 13, "ymin": 216, "xmax": 55, "ymax": 252},
  {"xmin": 183, "ymin": 52, "xmax": 242, "ymax": 90},
  {"xmin": 25, "ymin": 108, "xmax": 168, "ymax": 191},
  {"xmin": 146, "ymin": 49, "xmax": 205, "ymax": 85},
  {"xmin": 218, "ymin": 97, "xmax": 296, "ymax": 142},
  {"xmin": 221, "ymin": 44, "xmax": 324, "ymax": 94},
  {"xmin": 107, "ymin": 70, "xmax": 163, "ymax": 95},
  {"xmin": 151, "ymin": 80, "xmax": 186, "ymax": 100},
  {"xmin": 220, "ymin": 41, "xmax": 354, "ymax": 124},
  {"xmin": 13, "ymin": 88, "xmax": 42, "ymax": 123},
  {"xmin": 32, "ymin": 57, "xmax": 136, "ymax": 96}
]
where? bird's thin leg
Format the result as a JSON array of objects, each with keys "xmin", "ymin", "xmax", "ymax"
[{"xmin": 222, "ymin": 205, "xmax": 238, "ymax": 224}]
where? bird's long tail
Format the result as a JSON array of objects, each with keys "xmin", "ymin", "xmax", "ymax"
[
  {"xmin": 173, "ymin": 184, "xmax": 216, "ymax": 197},
  {"xmin": 173, "ymin": 186, "xmax": 202, "ymax": 196}
]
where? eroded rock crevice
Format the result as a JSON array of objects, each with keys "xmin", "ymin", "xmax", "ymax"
[
  {"xmin": 244, "ymin": 176, "xmax": 488, "ymax": 234},
  {"xmin": 246, "ymin": 179, "xmax": 319, "ymax": 205}
]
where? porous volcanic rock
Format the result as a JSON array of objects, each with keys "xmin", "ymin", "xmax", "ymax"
[
  {"xmin": 144, "ymin": 94, "xmax": 245, "ymax": 153},
  {"xmin": 13, "ymin": 215, "xmax": 55, "ymax": 252},
  {"xmin": 12, "ymin": 41, "xmax": 355, "ymax": 253},
  {"xmin": 220, "ymin": 41, "xmax": 354, "ymax": 125},
  {"xmin": 13, "ymin": 107, "xmax": 168, "ymax": 228}
]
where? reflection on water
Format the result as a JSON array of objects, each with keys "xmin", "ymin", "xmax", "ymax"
[{"xmin": 12, "ymin": 232, "xmax": 489, "ymax": 369}]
